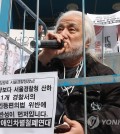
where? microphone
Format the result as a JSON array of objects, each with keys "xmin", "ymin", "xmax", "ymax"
[{"xmin": 30, "ymin": 40, "xmax": 64, "ymax": 49}]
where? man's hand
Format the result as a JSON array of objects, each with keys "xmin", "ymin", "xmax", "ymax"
[
  {"xmin": 62, "ymin": 115, "xmax": 84, "ymax": 134},
  {"xmin": 38, "ymin": 32, "xmax": 66, "ymax": 65}
]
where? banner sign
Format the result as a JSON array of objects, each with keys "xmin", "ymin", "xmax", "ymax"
[
  {"xmin": 103, "ymin": 26, "xmax": 118, "ymax": 53},
  {"xmin": 87, "ymin": 11, "xmax": 120, "ymax": 26},
  {"xmin": 93, "ymin": 26, "xmax": 118, "ymax": 54},
  {"xmin": 0, "ymin": 36, "xmax": 29, "ymax": 75},
  {"xmin": 0, "ymin": 72, "xmax": 58, "ymax": 134},
  {"xmin": 10, "ymin": 29, "xmax": 35, "ymax": 52},
  {"xmin": 87, "ymin": 11, "xmax": 120, "ymax": 54}
]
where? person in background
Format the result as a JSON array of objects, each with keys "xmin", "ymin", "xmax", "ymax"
[
  {"xmin": 15, "ymin": 10, "xmax": 120, "ymax": 134},
  {"xmin": 38, "ymin": 25, "xmax": 43, "ymax": 40}
]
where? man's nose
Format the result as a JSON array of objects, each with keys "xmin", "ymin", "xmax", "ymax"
[{"xmin": 60, "ymin": 29, "xmax": 69, "ymax": 39}]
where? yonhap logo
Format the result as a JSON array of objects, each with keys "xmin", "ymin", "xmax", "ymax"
[
  {"xmin": 87, "ymin": 115, "xmax": 99, "ymax": 129},
  {"xmin": 88, "ymin": 115, "xmax": 120, "ymax": 129}
]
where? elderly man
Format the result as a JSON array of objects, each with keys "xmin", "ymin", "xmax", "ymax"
[{"xmin": 16, "ymin": 11, "xmax": 120, "ymax": 134}]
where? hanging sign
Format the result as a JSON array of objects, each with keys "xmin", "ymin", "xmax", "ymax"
[{"xmin": 87, "ymin": 11, "xmax": 120, "ymax": 26}]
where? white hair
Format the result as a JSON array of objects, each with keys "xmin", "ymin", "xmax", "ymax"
[
  {"xmin": 54, "ymin": 10, "xmax": 97, "ymax": 58},
  {"xmin": 54, "ymin": 10, "xmax": 96, "ymax": 54}
]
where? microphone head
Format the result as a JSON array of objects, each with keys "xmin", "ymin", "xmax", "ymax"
[
  {"xmin": 30, "ymin": 40, "xmax": 41, "ymax": 48},
  {"xmin": 30, "ymin": 40, "xmax": 36, "ymax": 48},
  {"xmin": 30, "ymin": 40, "xmax": 64, "ymax": 49}
]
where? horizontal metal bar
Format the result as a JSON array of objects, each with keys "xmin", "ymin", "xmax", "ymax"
[
  {"xmin": 0, "ymin": 31, "xmax": 32, "ymax": 54},
  {"xmin": 15, "ymin": 0, "xmax": 47, "ymax": 35},
  {"xmin": 58, "ymin": 74, "xmax": 120, "ymax": 87}
]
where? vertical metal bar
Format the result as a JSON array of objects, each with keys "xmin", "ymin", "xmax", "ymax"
[
  {"xmin": 50, "ymin": 0, "xmax": 54, "ymax": 17},
  {"xmin": 82, "ymin": 0, "xmax": 87, "ymax": 134},
  {"xmin": 8, "ymin": 0, "xmax": 12, "ymax": 36},
  {"xmin": 35, "ymin": 0, "xmax": 39, "ymax": 73},
  {"xmin": 94, "ymin": 0, "xmax": 98, "ymax": 14},
  {"xmin": 20, "ymin": 10, "xmax": 26, "ymax": 70},
  {"xmin": 101, "ymin": 27, "xmax": 104, "ymax": 63},
  {"xmin": 2, "ymin": 0, "xmax": 12, "ymax": 75},
  {"xmin": 82, "ymin": 0, "xmax": 86, "ymax": 77}
]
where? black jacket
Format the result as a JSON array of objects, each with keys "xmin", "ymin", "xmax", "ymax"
[{"xmin": 15, "ymin": 52, "xmax": 120, "ymax": 134}]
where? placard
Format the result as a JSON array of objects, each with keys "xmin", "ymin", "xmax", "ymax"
[{"xmin": 0, "ymin": 72, "xmax": 58, "ymax": 134}]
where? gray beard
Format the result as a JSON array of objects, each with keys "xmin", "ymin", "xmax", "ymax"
[{"xmin": 56, "ymin": 46, "xmax": 83, "ymax": 59}]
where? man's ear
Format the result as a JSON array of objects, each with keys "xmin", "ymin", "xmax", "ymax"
[{"xmin": 85, "ymin": 39, "xmax": 91, "ymax": 49}]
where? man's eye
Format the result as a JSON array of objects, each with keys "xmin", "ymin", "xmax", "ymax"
[
  {"xmin": 69, "ymin": 28, "xmax": 76, "ymax": 33},
  {"xmin": 57, "ymin": 27, "xmax": 63, "ymax": 31},
  {"xmin": 69, "ymin": 28, "xmax": 75, "ymax": 31}
]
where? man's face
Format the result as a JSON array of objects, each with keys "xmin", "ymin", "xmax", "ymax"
[{"xmin": 56, "ymin": 15, "xmax": 84, "ymax": 59}]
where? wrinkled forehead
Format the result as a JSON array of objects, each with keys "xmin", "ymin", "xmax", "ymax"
[{"xmin": 57, "ymin": 15, "xmax": 82, "ymax": 27}]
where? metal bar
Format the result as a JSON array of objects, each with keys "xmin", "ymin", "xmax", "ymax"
[
  {"xmin": 21, "ymin": 10, "xmax": 26, "ymax": 69},
  {"xmin": 82, "ymin": 0, "xmax": 86, "ymax": 78},
  {"xmin": 2, "ymin": 0, "xmax": 13, "ymax": 75},
  {"xmin": 50, "ymin": 0, "xmax": 54, "ymax": 17},
  {"xmin": 14, "ymin": 0, "xmax": 47, "ymax": 35},
  {"xmin": 82, "ymin": 0, "xmax": 87, "ymax": 133},
  {"xmin": 35, "ymin": 0, "xmax": 39, "ymax": 72},
  {"xmin": 94, "ymin": 0, "xmax": 98, "ymax": 13},
  {"xmin": 2, "ymin": 38, "xmax": 9, "ymax": 75},
  {"xmin": 8, "ymin": 0, "xmax": 13, "ymax": 36},
  {"xmin": 102, "ymin": 26, "xmax": 104, "ymax": 63},
  {"xmin": 58, "ymin": 74, "xmax": 120, "ymax": 87}
]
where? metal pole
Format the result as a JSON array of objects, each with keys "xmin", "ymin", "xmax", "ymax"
[
  {"xmin": 82, "ymin": 0, "xmax": 88, "ymax": 133},
  {"xmin": 20, "ymin": 10, "xmax": 26, "ymax": 70},
  {"xmin": 8, "ymin": 0, "xmax": 12, "ymax": 36},
  {"xmin": 35, "ymin": 0, "xmax": 39, "ymax": 73},
  {"xmin": 2, "ymin": 0, "xmax": 13, "ymax": 75},
  {"xmin": 102, "ymin": 27, "xmax": 105, "ymax": 63}
]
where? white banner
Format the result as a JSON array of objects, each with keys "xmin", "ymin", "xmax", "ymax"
[
  {"xmin": 92, "ymin": 26, "xmax": 118, "ymax": 55},
  {"xmin": 87, "ymin": 12, "xmax": 120, "ymax": 54},
  {"xmin": 0, "ymin": 36, "xmax": 29, "ymax": 75},
  {"xmin": 10, "ymin": 29, "xmax": 52, "ymax": 52},
  {"xmin": 103, "ymin": 26, "xmax": 117, "ymax": 53},
  {"xmin": 87, "ymin": 11, "xmax": 120, "ymax": 26},
  {"xmin": 10, "ymin": 29, "xmax": 35, "ymax": 52},
  {"xmin": 0, "ymin": 72, "xmax": 58, "ymax": 134}
]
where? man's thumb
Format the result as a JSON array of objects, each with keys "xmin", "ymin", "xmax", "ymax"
[{"xmin": 63, "ymin": 115, "xmax": 73, "ymax": 126}]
